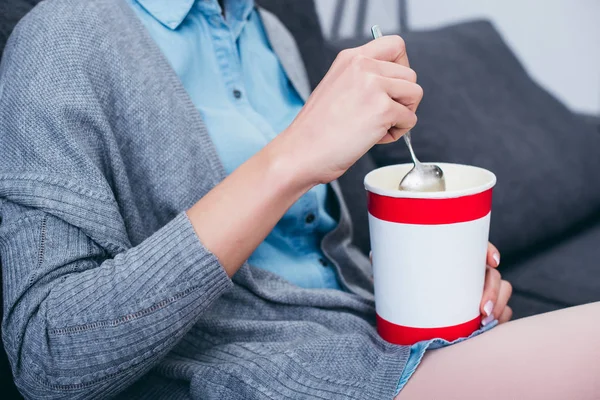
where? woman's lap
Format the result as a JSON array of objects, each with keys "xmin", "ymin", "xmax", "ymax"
[{"xmin": 397, "ymin": 302, "xmax": 600, "ymax": 399}]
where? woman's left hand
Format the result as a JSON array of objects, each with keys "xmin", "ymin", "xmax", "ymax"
[{"xmin": 481, "ymin": 243, "xmax": 512, "ymax": 326}]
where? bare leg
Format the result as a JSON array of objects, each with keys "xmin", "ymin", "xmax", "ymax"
[{"xmin": 397, "ymin": 302, "xmax": 600, "ymax": 400}]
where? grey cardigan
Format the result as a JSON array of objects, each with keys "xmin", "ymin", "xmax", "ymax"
[{"xmin": 0, "ymin": 0, "xmax": 409, "ymax": 398}]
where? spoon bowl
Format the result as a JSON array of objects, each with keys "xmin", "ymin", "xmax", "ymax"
[
  {"xmin": 398, "ymin": 131, "xmax": 446, "ymax": 192},
  {"xmin": 399, "ymin": 163, "xmax": 445, "ymax": 192}
]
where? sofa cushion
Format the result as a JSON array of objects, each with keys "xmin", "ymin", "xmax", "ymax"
[
  {"xmin": 335, "ymin": 21, "xmax": 600, "ymax": 258},
  {"xmin": 579, "ymin": 113, "xmax": 600, "ymax": 134},
  {"xmin": 503, "ymin": 213, "xmax": 600, "ymax": 318}
]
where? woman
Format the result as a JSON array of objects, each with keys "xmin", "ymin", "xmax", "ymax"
[{"xmin": 0, "ymin": 0, "xmax": 598, "ymax": 398}]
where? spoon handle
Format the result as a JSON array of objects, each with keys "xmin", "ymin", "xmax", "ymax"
[
  {"xmin": 403, "ymin": 131, "xmax": 420, "ymax": 165},
  {"xmin": 371, "ymin": 25, "xmax": 421, "ymax": 168},
  {"xmin": 371, "ymin": 25, "xmax": 383, "ymax": 39}
]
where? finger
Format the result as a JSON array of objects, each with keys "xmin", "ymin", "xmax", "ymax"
[
  {"xmin": 480, "ymin": 266, "xmax": 501, "ymax": 317},
  {"xmin": 358, "ymin": 35, "xmax": 410, "ymax": 67},
  {"xmin": 378, "ymin": 127, "xmax": 407, "ymax": 144},
  {"xmin": 369, "ymin": 59, "xmax": 417, "ymax": 82},
  {"xmin": 378, "ymin": 101, "xmax": 417, "ymax": 143},
  {"xmin": 498, "ymin": 305, "xmax": 513, "ymax": 324},
  {"xmin": 379, "ymin": 77, "xmax": 423, "ymax": 112},
  {"xmin": 494, "ymin": 280, "xmax": 513, "ymax": 320},
  {"xmin": 487, "ymin": 242, "xmax": 500, "ymax": 268}
]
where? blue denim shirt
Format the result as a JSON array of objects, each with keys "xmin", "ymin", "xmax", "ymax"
[{"xmin": 129, "ymin": 0, "xmax": 341, "ymax": 289}]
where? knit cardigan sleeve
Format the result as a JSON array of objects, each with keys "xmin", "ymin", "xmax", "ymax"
[{"xmin": 0, "ymin": 5, "xmax": 232, "ymax": 399}]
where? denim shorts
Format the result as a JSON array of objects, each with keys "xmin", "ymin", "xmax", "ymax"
[{"xmin": 395, "ymin": 320, "xmax": 499, "ymax": 395}]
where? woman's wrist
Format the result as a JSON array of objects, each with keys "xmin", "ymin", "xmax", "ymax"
[{"xmin": 264, "ymin": 126, "xmax": 319, "ymax": 193}]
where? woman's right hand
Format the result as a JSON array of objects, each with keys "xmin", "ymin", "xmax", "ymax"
[{"xmin": 275, "ymin": 35, "xmax": 423, "ymax": 187}]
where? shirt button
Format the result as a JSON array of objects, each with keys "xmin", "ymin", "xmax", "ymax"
[
  {"xmin": 305, "ymin": 213, "xmax": 315, "ymax": 224},
  {"xmin": 318, "ymin": 258, "xmax": 328, "ymax": 267},
  {"xmin": 233, "ymin": 89, "xmax": 242, "ymax": 99}
]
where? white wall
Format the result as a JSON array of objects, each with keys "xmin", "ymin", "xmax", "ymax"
[{"xmin": 315, "ymin": 0, "xmax": 600, "ymax": 115}]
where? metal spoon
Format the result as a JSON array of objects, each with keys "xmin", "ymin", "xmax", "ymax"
[{"xmin": 371, "ymin": 25, "xmax": 446, "ymax": 192}]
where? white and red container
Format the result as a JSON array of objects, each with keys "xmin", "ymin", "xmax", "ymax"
[{"xmin": 364, "ymin": 163, "xmax": 496, "ymax": 345}]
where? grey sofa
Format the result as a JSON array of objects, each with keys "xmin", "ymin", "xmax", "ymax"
[{"xmin": 2, "ymin": 0, "xmax": 600, "ymax": 398}]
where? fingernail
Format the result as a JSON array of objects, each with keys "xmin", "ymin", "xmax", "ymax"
[
  {"xmin": 492, "ymin": 253, "xmax": 500, "ymax": 266},
  {"xmin": 483, "ymin": 300, "xmax": 494, "ymax": 317},
  {"xmin": 481, "ymin": 314, "xmax": 495, "ymax": 326}
]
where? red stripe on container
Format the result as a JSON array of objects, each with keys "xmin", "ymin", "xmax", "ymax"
[
  {"xmin": 376, "ymin": 314, "xmax": 480, "ymax": 345},
  {"xmin": 367, "ymin": 188, "xmax": 492, "ymax": 225}
]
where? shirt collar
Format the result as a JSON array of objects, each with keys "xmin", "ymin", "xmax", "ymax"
[
  {"xmin": 136, "ymin": 0, "xmax": 254, "ymax": 31},
  {"xmin": 135, "ymin": 0, "xmax": 195, "ymax": 30}
]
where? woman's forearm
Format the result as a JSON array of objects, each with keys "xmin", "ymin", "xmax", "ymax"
[{"xmin": 187, "ymin": 133, "xmax": 312, "ymax": 276}]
